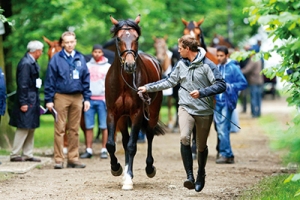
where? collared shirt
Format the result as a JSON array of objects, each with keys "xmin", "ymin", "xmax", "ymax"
[
  {"xmin": 28, "ymin": 53, "xmax": 36, "ymax": 62},
  {"xmin": 64, "ymin": 49, "xmax": 75, "ymax": 58}
]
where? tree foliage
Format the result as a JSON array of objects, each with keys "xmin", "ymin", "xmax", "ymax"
[{"xmin": 246, "ymin": 0, "xmax": 300, "ymax": 165}]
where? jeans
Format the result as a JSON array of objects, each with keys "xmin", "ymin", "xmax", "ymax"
[
  {"xmin": 214, "ymin": 100, "xmax": 234, "ymax": 158},
  {"xmin": 249, "ymin": 85, "xmax": 262, "ymax": 117},
  {"xmin": 84, "ymin": 100, "xmax": 107, "ymax": 129}
]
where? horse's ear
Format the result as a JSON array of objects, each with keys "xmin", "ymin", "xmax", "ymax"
[
  {"xmin": 134, "ymin": 14, "xmax": 141, "ymax": 24},
  {"xmin": 196, "ymin": 18, "xmax": 205, "ymax": 26},
  {"xmin": 181, "ymin": 18, "xmax": 188, "ymax": 26},
  {"xmin": 43, "ymin": 36, "xmax": 52, "ymax": 46},
  {"xmin": 164, "ymin": 35, "xmax": 168, "ymax": 41},
  {"xmin": 152, "ymin": 36, "xmax": 157, "ymax": 41},
  {"xmin": 110, "ymin": 15, "xmax": 119, "ymax": 25}
]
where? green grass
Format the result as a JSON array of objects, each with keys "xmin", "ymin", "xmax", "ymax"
[
  {"xmin": 238, "ymin": 111, "xmax": 300, "ymax": 199},
  {"xmin": 240, "ymin": 174, "xmax": 300, "ymax": 200},
  {"xmin": 0, "ymin": 149, "xmax": 10, "ymax": 155},
  {"xmin": 34, "ymin": 114, "xmax": 85, "ymax": 148}
]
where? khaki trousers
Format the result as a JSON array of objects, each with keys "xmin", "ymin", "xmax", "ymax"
[
  {"xmin": 54, "ymin": 93, "xmax": 83, "ymax": 163},
  {"xmin": 10, "ymin": 128, "xmax": 35, "ymax": 159},
  {"xmin": 178, "ymin": 106, "xmax": 213, "ymax": 152}
]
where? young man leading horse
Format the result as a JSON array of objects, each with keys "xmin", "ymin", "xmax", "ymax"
[{"xmin": 138, "ymin": 35, "xmax": 226, "ymax": 193}]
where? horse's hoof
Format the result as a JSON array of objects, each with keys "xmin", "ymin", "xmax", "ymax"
[
  {"xmin": 111, "ymin": 163, "xmax": 123, "ymax": 176},
  {"xmin": 122, "ymin": 174, "xmax": 133, "ymax": 190},
  {"xmin": 146, "ymin": 166, "xmax": 156, "ymax": 178}
]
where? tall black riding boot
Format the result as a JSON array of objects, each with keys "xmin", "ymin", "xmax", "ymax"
[
  {"xmin": 181, "ymin": 143, "xmax": 195, "ymax": 189},
  {"xmin": 195, "ymin": 146, "xmax": 208, "ymax": 192}
]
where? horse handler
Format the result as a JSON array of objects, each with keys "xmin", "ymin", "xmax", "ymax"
[{"xmin": 138, "ymin": 35, "xmax": 226, "ymax": 192}]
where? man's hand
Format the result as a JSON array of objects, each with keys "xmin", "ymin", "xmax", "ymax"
[
  {"xmin": 190, "ymin": 90, "xmax": 200, "ymax": 99},
  {"xmin": 83, "ymin": 101, "xmax": 90, "ymax": 112},
  {"xmin": 138, "ymin": 86, "xmax": 147, "ymax": 93},
  {"xmin": 46, "ymin": 102, "xmax": 54, "ymax": 112},
  {"xmin": 20, "ymin": 105, "xmax": 28, "ymax": 112}
]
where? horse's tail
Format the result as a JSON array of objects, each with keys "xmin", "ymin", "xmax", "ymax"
[
  {"xmin": 154, "ymin": 121, "xmax": 166, "ymax": 136},
  {"xmin": 141, "ymin": 119, "xmax": 166, "ymax": 136}
]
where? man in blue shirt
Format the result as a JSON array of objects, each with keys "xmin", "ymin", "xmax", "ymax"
[
  {"xmin": 44, "ymin": 31, "xmax": 91, "ymax": 169},
  {"xmin": 215, "ymin": 46, "xmax": 248, "ymax": 164}
]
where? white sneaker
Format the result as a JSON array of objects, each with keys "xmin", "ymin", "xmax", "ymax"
[{"xmin": 100, "ymin": 150, "xmax": 108, "ymax": 159}]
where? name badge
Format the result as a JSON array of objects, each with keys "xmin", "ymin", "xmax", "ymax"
[
  {"xmin": 36, "ymin": 78, "xmax": 42, "ymax": 88},
  {"xmin": 73, "ymin": 70, "xmax": 79, "ymax": 79}
]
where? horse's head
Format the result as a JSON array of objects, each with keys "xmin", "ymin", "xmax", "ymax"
[
  {"xmin": 181, "ymin": 18, "xmax": 206, "ymax": 49},
  {"xmin": 43, "ymin": 36, "xmax": 62, "ymax": 60},
  {"xmin": 211, "ymin": 33, "xmax": 235, "ymax": 49},
  {"xmin": 110, "ymin": 15, "xmax": 141, "ymax": 74}
]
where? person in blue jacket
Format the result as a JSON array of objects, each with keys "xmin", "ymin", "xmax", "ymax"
[
  {"xmin": 44, "ymin": 31, "xmax": 91, "ymax": 169},
  {"xmin": 215, "ymin": 46, "xmax": 248, "ymax": 164}
]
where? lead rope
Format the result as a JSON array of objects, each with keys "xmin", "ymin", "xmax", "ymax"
[{"xmin": 120, "ymin": 66, "xmax": 151, "ymax": 121}]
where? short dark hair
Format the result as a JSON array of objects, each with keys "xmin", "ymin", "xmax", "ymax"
[{"xmin": 216, "ymin": 46, "xmax": 229, "ymax": 55}]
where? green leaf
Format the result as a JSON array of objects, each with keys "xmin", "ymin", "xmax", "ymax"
[
  {"xmin": 284, "ymin": 174, "xmax": 294, "ymax": 184},
  {"xmin": 295, "ymin": 188, "xmax": 300, "ymax": 197}
]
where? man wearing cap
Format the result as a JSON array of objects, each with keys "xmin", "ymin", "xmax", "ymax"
[
  {"xmin": 80, "ymin": 44, "xmax": 110, "ymax": 159},
  {"xmin": 44, "ymin": 31, "xmax": 91, "ymax": 169},
  {"xmin": 9, "ymin": 40, "xmax": 44, "ymax": 162}
]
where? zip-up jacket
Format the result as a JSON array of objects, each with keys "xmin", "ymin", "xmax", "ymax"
[
  {"xmin": 145, "ymin": 47, "xmax": 226, "ymax": 116},
  {"xmin": 216, "ymin": 59, "xmax": 248, "ymax": 110},
  {"xmin": 44, "ymin": 49, "xmax": 91, "ymax": 103}
]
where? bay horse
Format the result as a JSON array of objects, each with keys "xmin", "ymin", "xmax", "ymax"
[
  {"xmin": 181, "ymin": 18, "xmax": 218, "ymax": 65},
  {"xmin": 153, "ymin": 36, "xmax": 174, "ymax": 128},
  {"xmin": 105, "ymin": 15, "xmax": 165, "ymax": 190}
]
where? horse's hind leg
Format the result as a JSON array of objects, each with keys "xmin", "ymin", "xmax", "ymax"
[{"xmin": 145, "ymin": 129, "xmax": 156, "ymax": 178}]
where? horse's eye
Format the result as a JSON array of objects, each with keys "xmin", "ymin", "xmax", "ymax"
[{"xmin": 117, "ymin": 37, "xmax": 121, "ymax": 42}]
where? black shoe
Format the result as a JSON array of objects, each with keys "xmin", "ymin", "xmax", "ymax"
[
  {"xmin": 216, "ymin": 156, "xmax": 234, "ymax": 164},
  {"xmin": 54, "ymin": 162, "xmax": 63, "ymax": 169},
  {"xmin": 67, "ymin": 161, "xmax": 86, "ymax": 168},
  {"xmin": 80, "ymin": 151, "xmax": 92, "ymax": 159},
  {"xmin": 10, "ymin": 156, "xmax": 25, "ymax": 162}
]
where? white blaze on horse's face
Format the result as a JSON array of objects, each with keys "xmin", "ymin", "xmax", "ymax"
[
  {"xmin": 190, "ymin": 31, "xmax": 196, "ymax": 37},
  {"xmin": 118, "ymin": 27, "xmax": 139, "ymax": 74}
]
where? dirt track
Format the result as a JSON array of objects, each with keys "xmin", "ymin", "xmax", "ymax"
[{"xmin": 0, "ymin": 97, "xmax": 293, "ymax": 200}]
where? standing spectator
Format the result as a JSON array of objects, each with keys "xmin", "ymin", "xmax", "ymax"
[
  {"xmin": 9, "ymin": 40, "xmax": 44, "ymax": 162},
  {"xmin": 215, "ymin": 46, "xmax": 248, "ymax": 164},
  {"xmin": 241, "ymin": 56, "xmax": 264, "ymax": 118},
  {"xmin": 44, "ymin": 31, "xmax": 91, "ymax": 169},
  {"xmin": 138, "ymin": 35, "xmax": 226, "ymax": 192},
  {"xmin": 80, "ymin": 44, "xmax": 110, "ymax": 159}
]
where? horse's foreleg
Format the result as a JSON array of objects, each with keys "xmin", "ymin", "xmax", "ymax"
[
  {"xmin": 106, "ymin": 115, "xmax": 122, "ymax": 176},
  {"xmin": 145, "ymin": 130, "xmax": 156, "ymax": 178},
  {"xmin": 122, "ymin": 125, "xmax": 139, "ymax": 190}
]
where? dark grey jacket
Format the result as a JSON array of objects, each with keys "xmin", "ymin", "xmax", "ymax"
[
  {"xmin": 145, "ymin": 47, "xmax": 226, "ymax": 116},
  {"xmin": 9, "ymin": 53, "xmax": 40, "ymax": 128}
]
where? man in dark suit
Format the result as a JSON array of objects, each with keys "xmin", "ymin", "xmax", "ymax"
[{"xmin": 9, "ymin": 40, "xmax": 44, "ymax": 162}]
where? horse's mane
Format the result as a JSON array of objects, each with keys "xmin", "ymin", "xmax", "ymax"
[
  {"xmin": 110, "ymin": 19, "xmax": 141, "ymax": 37},
  {"xmin": 199, "ymin": 27, "xmax": 207, "ymax": 51}
]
